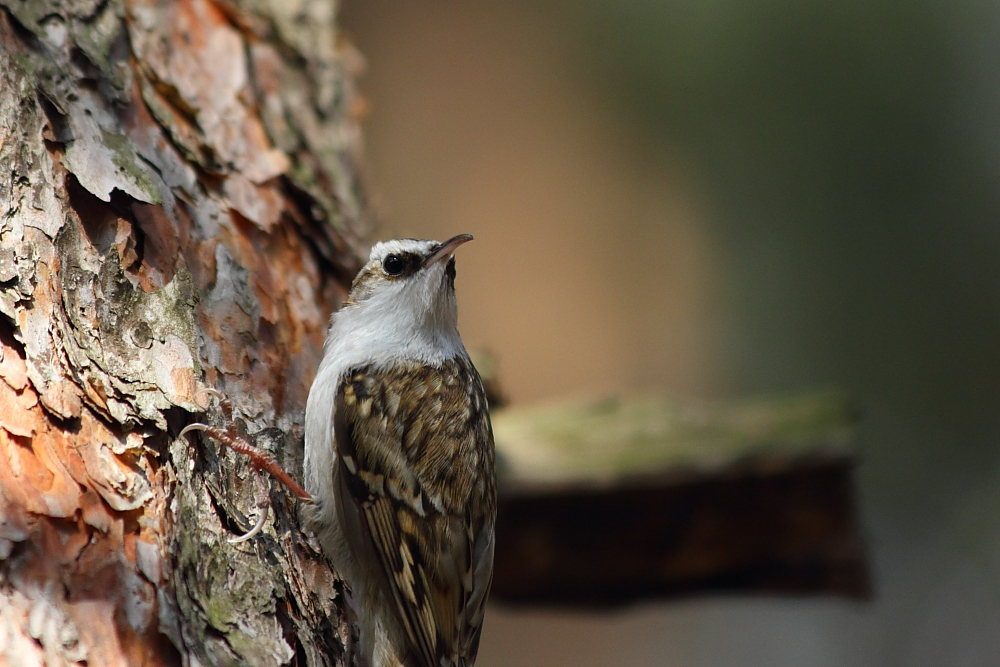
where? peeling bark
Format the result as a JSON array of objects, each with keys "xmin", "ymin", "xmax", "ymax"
[{"xmin": 0, "ymin": 0, "xmax": 368, "ymax": 664}]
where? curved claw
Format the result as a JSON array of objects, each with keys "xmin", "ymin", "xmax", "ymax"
[
  {"xmin": 228, "ymin": 500, "xmax": 269, "ymax": 544},
  {"xmin": 193, "ymin": 388, "xmax": 224, "ymax": 409},
  {"xmin": 197, "ymin": 387, "xmax": 224, "ymax": 400},
  {"xmin": 180, "ymin": 422, "xmax": 209, "ymax": 437}
]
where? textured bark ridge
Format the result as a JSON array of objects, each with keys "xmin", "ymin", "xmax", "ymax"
[{"xmin": 0, "ymin": 0, "xmax": 369, "ymax": 664}]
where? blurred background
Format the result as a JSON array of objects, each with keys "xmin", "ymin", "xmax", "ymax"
[{"xmin": 339, "ymin": 1, "xmax": 1000, "ymax": 665}]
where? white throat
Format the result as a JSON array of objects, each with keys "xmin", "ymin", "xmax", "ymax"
[{"xmin": 325, "ymin": 260, "xmax": 464, "ymax": 372}]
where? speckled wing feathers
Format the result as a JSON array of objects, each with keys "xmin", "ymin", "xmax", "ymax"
[{"xmin": 334, "ymin": 357, "xmax": 496, "ymax": 667}]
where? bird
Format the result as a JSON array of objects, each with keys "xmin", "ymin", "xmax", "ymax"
[
  {"xmin": 181, "ymin": 234, "xmax": 496, "ymax": 666},
  {"xmin": 302, "ymin": 234, "xmax": 497, "ymax": 667}
]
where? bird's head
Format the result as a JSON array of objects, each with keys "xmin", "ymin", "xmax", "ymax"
[{"xmin": 343, "ymin": 234, "xmax": 473, "ymax": 333}]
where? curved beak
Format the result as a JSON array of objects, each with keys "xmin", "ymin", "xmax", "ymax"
[{"xmin": 425, "ymin": 233, "xmax": 474, "ymax": 266}]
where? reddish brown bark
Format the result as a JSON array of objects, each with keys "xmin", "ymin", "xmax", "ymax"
[{"xmin": 0, "ymin": 0, "xmax": 368, "ymax": 664}]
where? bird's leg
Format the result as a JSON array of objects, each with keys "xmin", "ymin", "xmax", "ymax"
[{"xmin": 182, "ymin": 389, "xmax": 312, "ymax": 509}]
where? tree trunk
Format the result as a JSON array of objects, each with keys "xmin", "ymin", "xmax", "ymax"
[{"xmin": 0, "ymin": 0, "xmax": 368, "ymax": 664}]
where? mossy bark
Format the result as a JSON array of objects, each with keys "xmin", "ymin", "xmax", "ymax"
[{"xmin": 0, "ymin": 0, "xmax": 367, "ymax": 664}]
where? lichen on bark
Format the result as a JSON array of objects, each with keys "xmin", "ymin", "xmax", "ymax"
[{"xmin": 0, "ymin": 0, "xmax": 369, "ymax": 664}]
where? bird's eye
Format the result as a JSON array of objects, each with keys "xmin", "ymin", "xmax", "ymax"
[{"xmin": 383, "ymin": 254, "xmax": 405, "ymax": 276}]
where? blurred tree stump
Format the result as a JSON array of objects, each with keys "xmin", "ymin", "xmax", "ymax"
[
  {"xmin": 0, "ymin": 0, "xmax": 367, "ymax": 664},
  {"xmin": 490, "ymin": 390, "xmax": 871, "ymax": 606}
]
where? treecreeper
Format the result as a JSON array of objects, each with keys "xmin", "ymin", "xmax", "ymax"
[{"xmin": 185, "ymin": 235, "xmax": 497, "ymax": 667}]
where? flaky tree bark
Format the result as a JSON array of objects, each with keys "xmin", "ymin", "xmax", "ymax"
[{"xmin": 0, "ymin": 0, "xmax": 369, "ymax": 664}]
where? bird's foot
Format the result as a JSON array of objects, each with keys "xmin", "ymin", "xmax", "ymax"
[{"xmin": 182, "ymin": 389, "xmax": 312, "ymax": 541}]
